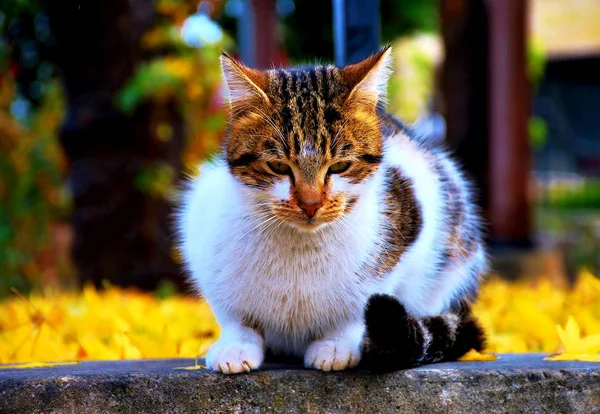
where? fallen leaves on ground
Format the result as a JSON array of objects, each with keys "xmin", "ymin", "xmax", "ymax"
[
  {"xmin": 0, "ymin": 361, "xmax": 79, "ymax": 370},
  {"xmin": 0, "ymin": 285, "xmax": 218, "ymax": 365},
  {"xmin": 474, "ymin": 270, "xmax": 600, "ymax": 361},
  {"xmin": 457, "ymin": 349, "xmax": 498, "ymax": 362},
  {"xmin": 544, "ymin": 316, "xmax": 600, "ymax": 362},
  {"xmin": 1, "ymin": 271, "xmax": 599, "ymax": 365}
]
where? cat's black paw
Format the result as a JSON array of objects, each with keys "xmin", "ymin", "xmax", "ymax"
[
  {"xmin": 447, "ymin": 314, "xmax": 486, "ymax": 360},
  {"xmin": 363, "ymin": 294, "xmax": 425, "ymax": 371}
]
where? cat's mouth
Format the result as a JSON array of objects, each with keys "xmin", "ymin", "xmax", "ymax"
[
  {"xmin": 270, "ymin": 204, "xmax": 344, "ymax": 232},
  {"xmin": 282, "ymin": 216, "xmax": 328, "ymax": 232},
  {"xmin": 299, "ymin": 217, "xmax": 322, "ymax": 230}
]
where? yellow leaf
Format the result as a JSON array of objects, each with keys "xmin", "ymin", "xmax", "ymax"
[
  {"xmin": 174, "ymin": 357, "xmax": 206, "ymax": 370},
  {"xmin": 545, "ymin": 353, "xmax": 600, "ymax": 362},
  {"xmin": 557, "ymin": 316, "xmax": 580, "ymax": 352},
  {"xmin": 555, "ymin": 316, "xmax": 600, "ymax": 354},
  {"xmin": 173, "ymin": 365, "xmax": 206, "ymax": 370},
  {"xmin": 579, "ymin": 334, "xmax": 600, "ymax": 353},
  {"xmin": 549, "ymin": 315, "xmax": 600, "ymax": 361},
  {"xmin": 457, "ymin": 349, "xmax": 498, "ymax": 362},
  {"xmin": 0, "ymin": 361, "xmax": 80, "ymax": 369}
]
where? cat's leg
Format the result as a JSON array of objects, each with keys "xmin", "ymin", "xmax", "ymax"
[
  {"xmin": 304, "ymin": 320, "xmax": 364, "ymax": 371},
  {"xmin": 206, "ymin": 318, "xmax": 264, "ymax": 374}
]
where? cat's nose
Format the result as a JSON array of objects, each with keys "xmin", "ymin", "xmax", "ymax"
[{"xmin": 299, "ymin": 201, "xmax": 322, "ymax": 218}]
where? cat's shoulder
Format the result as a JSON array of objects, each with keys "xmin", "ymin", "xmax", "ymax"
[
  {"xmin": 377, "ymin": 107, "xmax": 447, "ymax": 154},
  {"xmin": 178, "ymin": 158, "xmax": 239, "ymax": 219},
  {"xmin": 183, "ymin": 158, "xmax": 231, "ymax": 194}
]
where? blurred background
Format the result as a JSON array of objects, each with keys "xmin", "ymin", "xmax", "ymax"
[{"xmin": 1, "ymin": 0, "xmax": 600, "ymax": 298}]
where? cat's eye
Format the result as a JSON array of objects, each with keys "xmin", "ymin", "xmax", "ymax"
[
  {"xmin": 267, "ymin": 161, "xmax": 291, "ymax": 175},
  {"xmin": 328, "ymin": 161, "xmax": 351, "ymax": 174}
]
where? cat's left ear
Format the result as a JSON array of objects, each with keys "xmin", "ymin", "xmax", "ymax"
[
  {"xmin": 341, "ymin": 46, "xmax": 393, "ymax": 106},
  {"xmin": 220, "ymin": 52, "xmax": 270, "ymax": 111}
]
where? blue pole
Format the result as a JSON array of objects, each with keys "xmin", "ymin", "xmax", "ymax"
[
  {"xmin": 237, "ymin": 0, "xmax": 256, "ymax": 67},
  {"xmin": 333, "ymin": 0, "xmax": 380, "ymax": 66},
  {"xmin": 333, "ymin": 0, "xmax": 346, "ymax": 67}
]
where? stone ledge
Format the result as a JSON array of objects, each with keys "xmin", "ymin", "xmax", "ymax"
[{"xmin": 1, "ymin": 354, "xmax": 599, "ymax": 413}]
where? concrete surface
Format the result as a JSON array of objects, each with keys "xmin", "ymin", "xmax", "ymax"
[{"xmin": 1, "ymin": 354, "xmax": 599, "ymax": 413}]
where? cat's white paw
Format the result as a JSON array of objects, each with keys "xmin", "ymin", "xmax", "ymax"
[
  {"xmin": 304, "ymin": 338, "xmax": 361, "ymax": 372},
  {"xmin": 206, "ymin": 340, "xmax": 264, "ymax": 374}
]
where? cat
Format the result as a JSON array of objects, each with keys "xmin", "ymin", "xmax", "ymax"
[{"xmin": 177, "ymin": 46, "xmax": 487, "ymax": 374}]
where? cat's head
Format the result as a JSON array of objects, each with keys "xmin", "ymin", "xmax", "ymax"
[{"xmin": 221, "ymin": 47, "xmax": 392, "ymax": 231}]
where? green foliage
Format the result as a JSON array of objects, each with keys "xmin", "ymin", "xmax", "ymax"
[
  {"xmin": 527, "ymin": 39, "xmax": 548, "ymax": 150},
  {"xmin": 527, "ymin": 38, "xmax": 547, "ymax": 88},
  {"xmin": 134, "ymin": 162, "xmax": 176, "ymax": 199},
  {"xmin": 0, "ymin": 0, "xmax": 231, "ymax": 295},
  {"xmin": 0, "ymin": 77, "xmax": 69, "ymax": 298},
  {"xmin": 386, "ymin": 34, "xmax": 441, "ymax": 122},
  {"xmin": 0, "ymin": 0, "xmax": 72, "ymax": 297},
  {"xmin": 529, "ymin": 116, "xmax": 549, "ymax": 150},
  {"xmin": 537, "ymin": 208, "xmax": 600, "ymax": 276},
  {"xmin": 279, "ymin": 0, "xmax": 438, "ymax": 64},
  {"xmin": 381, "ymin": 0, "xmax": 438, "ymax": 42},
  {"xmin": 540, "ymin": 179, "xmax": 600, "ymax": 210},
  {"xmin": 119, "ymin": 0, "xmax": 230, "ymax": 174}
]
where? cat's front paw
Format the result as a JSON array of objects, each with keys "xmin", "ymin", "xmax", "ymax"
[
  {"xmin": 206, "ymin": 340, "xmax": 264, "ymax": 374},
  {"xmin": 304, "ymin": 338, "xmax": 361, "ymax": 372}
]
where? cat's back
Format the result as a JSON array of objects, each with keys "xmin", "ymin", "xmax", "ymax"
[{"xmin": 378, "ymin": 111, "xmax": 486, "ymax": 315}]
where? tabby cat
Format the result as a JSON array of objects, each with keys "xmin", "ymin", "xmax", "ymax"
[{"xmin": 177, "ymin": 46, "xmax": 487, "ymax": 374}]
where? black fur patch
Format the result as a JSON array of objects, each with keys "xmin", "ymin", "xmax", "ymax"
[
  {"xmin": 228, "ymin": 153, "xmax": 258, "ymax": 167},
  {"xmin": 358, "ymin": 154, "xmax": 383, "ymax": 164},
  {"xmin": 362, "ymin": 294, "xmax": 425, "ymax": 372},
  {"xmin": 421, "ymin": 317, "xmax": 453, "ymax": 363},
  {"xmin": 324, "ymin": 106, "xmax": 342, "ymax": 124}
]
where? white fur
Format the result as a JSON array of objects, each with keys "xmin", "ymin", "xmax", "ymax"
[
  {"xmin": 271, "ymin": 178, "xmax": 291, "ymax": 200},
  {"xmin": 178, "ymin": 131, "xmax": 483, "ymax": 373},
  {"xmin": 378, "ymin": 136, "xmax": 447, "ymax": 316}
]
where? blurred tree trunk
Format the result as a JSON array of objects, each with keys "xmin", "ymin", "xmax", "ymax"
[
  {"xmin": 487, "ymin": 0, "xmax": 532, "ymax": 247},
  {"xmin": 43, "ymin": 1, "xmax": 186, "ymax": 291},
  {"xmin": 440, "ymin": 0, "xmax": 532, "ymax": 248},
  {"xmin": 439, "ymin": 0, "xmax": 489, "ymax": 214}
]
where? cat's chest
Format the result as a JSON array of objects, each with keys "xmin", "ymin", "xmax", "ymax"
[
  {"xmin": 210, "ymin": 223, "xmax": 374, "ymax": 332},
  {"xmin": 215, "ymin": 229, "xmax": 365, "ymax": 293}
]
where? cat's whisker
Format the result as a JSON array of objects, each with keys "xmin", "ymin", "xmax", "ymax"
[
  {"xmin": 230, "ymin": 210, "xmax": 275, "ymax": 236},
  {"xmin": 228, "ymin": 202, "xmax": 273, "ymax": 213},
  {"xmin": 233, "ymin": 215, "xmax": 280, "ymax": 247},
  {"xmin": 262, "ymin": 216, "xmax": 285, "ymax": 239},
  {"xmin": 336, "ymin": 214, "xmax": 394, "ymax": 271},
  {"xmin": 331, "ymin": 118, "xmax": 350, "ymax": 153},
  {"xmin": 251, "ymin": 109, "xmax": 288, "ymax": 149},
  {"xmin": 334, "ymin": 216, "xmax": 365, "ymax": 248}
]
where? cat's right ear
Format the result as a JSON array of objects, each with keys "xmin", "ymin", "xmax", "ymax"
[{"xmin": 220, "ymin": 53, "xmax": 270, "ymax": 111}]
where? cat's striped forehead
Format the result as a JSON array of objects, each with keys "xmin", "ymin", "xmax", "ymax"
[
  {"xmin": 267, "ymin": 66, "xmax": 347, "ymax": 106},
  {"xmin": 264, "ymin": 66, "xmax": 349, "ymax": 159}
]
